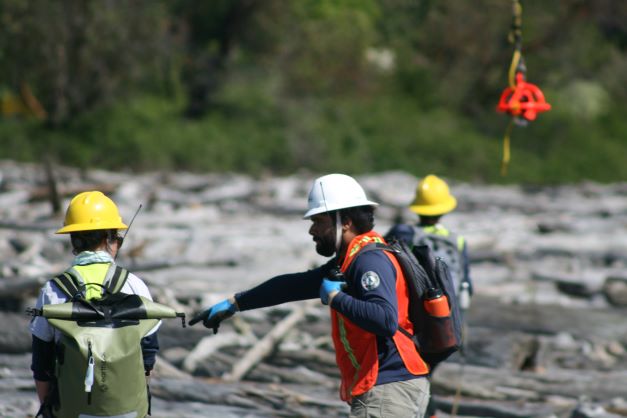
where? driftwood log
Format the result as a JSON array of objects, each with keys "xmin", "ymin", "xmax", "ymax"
[
  {"xmin": 0, "ymin": 276, "xmax": 47, "ymax": 298},
  {"xmin": 184, "ymin": 332, "xmax": 255, "ymax": 373},
  {"xmin": 150, "ymin": 378, "xmax": 347, "ymax": 417},
  {"xmin": 434, "ymin": 361, "xmax": 627, "ymax": 404},
  {"xmin": 224, "ymin": 301, "xmax": 316, "ymax": 382},
  {"xmin": 467, "ymin": 295, "xmax": 627, "ymax": 344}
]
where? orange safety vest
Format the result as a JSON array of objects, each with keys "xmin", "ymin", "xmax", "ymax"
[{"xmin": 331, "ymin": 231, "xmax": 429, "ymax": 402}]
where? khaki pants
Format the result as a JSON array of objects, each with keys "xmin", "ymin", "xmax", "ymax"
[{"xmin": 349, "ymin": 378, "xmax": 430, "ymax": 418}]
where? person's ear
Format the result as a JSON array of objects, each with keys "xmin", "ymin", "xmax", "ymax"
[{"xmin": 342, "ymin": 217, "xmax": 353, "ymax": 232}]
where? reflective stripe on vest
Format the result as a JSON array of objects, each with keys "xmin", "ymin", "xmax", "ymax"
[{"xmin": 337, "ymin": 315, "xmax": 362, "ymax": 398}]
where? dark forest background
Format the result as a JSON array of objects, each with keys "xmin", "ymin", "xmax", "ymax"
[{"xmin": 1, "ymin": 0, "xmax": 626, "ymax": 183}]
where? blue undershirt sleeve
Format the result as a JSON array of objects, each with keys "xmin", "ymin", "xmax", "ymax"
[
  {"xmin": 141, "ymin": 333, "xmax": 159, "ymax": 374},
  {"xmin": 235, "ymin": 259, "xmax": 335, "ymax": 311},
  {"xmin": 330, "ymin": 251, "xmax": 398, "ymax": 337}
]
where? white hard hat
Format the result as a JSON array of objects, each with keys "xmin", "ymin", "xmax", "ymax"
[{"xmin": 304, "ymin": 174, "xmax": 378, "ymax": 219}]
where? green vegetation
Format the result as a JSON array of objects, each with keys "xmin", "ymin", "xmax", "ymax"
[{"xmin": 1, "ymin": 0, "xmax": 626, "ymax": 183}]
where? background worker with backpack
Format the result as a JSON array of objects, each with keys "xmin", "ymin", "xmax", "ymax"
[
  {"xmin": 386, "ymin": 174, "xmax": 472, "ymax": 418},
  {"xmin": 29, "ymin": 191, "xmax": 161, "ymax": 418},
  {"xmin": 190, "ymin": 174, "xmax": 432, "ymax": 418},
  {"xmin": 386, "ymin": 174, "xmax": 473, "ymax": 306}
]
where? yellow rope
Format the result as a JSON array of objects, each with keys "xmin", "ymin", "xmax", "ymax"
[
  {"xmin": 508, "ymin": 49, "xmax": 521, "ymax": 88},
  {"xmin": 508, "ymin": 0, "xmax": 523, "ymax": 87},
  {"xmin": 501, "ymin": 119, "xmax": 513, "ymax": 176},
  {"xmin": 501, "ymin": 0, "xmax": 522, "ymax": 176}
]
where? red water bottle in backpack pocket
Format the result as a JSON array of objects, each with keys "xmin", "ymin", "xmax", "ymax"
[
  {"xmin": 423, "ymin": 288, "xmax": 456, "ymax": 353},
  {"xmin": 423, "ymin": 288, "xmax": 450, "ymax": 317}
]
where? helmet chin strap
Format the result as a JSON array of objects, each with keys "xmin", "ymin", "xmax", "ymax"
[{"xmin": 334, "ymin": 211, "xmax": 342, "ymax": 254}]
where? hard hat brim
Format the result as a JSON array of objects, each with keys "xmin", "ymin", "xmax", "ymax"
[
  {"xmin": 56, "ymin": 222, "xmax": 129, "ymax": 234},
  {"xmin": 409, "ymin": 196, "xmax": 457, "ymax": 216},
  {"xmin": 303, "ymin": 201, "xmax": 379, "ymax": 219}
]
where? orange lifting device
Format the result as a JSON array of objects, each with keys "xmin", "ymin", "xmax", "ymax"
[{"xmin": 496, "ymin": 0, "xmax": 551, "ymax": 175}]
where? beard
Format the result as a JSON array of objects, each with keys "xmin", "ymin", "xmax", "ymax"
[{"xmin": 314, "ymin": 230, "xmax": 336, "ymax": 257}]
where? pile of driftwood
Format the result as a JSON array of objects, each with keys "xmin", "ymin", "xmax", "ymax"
[{"xmin": 1, "ymin": 160, "xmax": 627, "ymax": 417}]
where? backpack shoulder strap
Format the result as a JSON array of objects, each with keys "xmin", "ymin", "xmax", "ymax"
[
  {"xmin": 353, "ymin": 242, "xmax": 390, "ymax": 256},
  {"xmin": 345, "ymin": 242, "xmax": 390, "ymax": 274},
  {"xmin": 103, "ymin": 264, "xmax": 130, "ymax": 294},
  {"xmin": 52, "ymin": 271, "xmax": 83, "ymax": 300}
]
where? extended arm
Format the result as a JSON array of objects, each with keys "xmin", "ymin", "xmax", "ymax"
[
  {"xmin": 190, "ymin": 260, "xmax": 335, "ymax": 330},
  {"xmin": 235, "ymin": 260, "xmax": 334, "ymax": 311}
]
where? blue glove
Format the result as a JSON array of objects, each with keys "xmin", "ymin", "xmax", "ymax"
[
  {"xmin": 320, "ymin": 278, "xmax": 345, "ymax": 305},
  {"xmin": 189, "ymin": 299, "xmax": 238, "ymax": 334}
]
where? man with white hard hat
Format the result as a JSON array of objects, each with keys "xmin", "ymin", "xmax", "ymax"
[{"xmin": 191, "ymin": 174, "xmax": 431, "ymax": 417}]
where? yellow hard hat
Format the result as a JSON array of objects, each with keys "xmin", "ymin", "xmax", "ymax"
[
  {"xmin": 56, "ymin": 191, "xmax": 128, "ymax": 234},
  {"xmin": 409, "ymin": 175, "xmax": 457, "ymax": 216}
]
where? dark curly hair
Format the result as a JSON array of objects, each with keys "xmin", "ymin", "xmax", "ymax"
[
  {"xmin": 333, "ymin": 205, "xmax": 376, "ymax": 234},
  {"xmin": 70, "ymin": 229, "xmax": 120, "ymax": 255}
]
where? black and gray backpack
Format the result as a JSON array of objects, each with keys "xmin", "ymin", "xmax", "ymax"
[
  {"xmin": 412, "ymin": 226, "xmax": 464, "ymax": 293},
  {"xmin": 347, "ymin": 240, "xmax": 463, "ymax": 368}
]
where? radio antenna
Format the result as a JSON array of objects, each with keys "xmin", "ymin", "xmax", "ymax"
[{"xmin": 114, "ymin": 204, "xmax": 142, "ymax": 261}]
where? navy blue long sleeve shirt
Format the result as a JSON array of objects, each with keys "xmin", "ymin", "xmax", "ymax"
[{"xmin": 235, "ymin": 250, "xmax": 419, "ymax": 385}]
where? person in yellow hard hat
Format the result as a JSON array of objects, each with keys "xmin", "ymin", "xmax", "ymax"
[
  {"xmin": 386, "ymin": 175, "xmax": 472, "ymax": 295},
  {"xmin": 385, "ymin": 174, "xmax": 472, "ymax": 418},
  {"xmin": 29, "ymin": 191, "xmax": 159, "ymax": 417}
]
